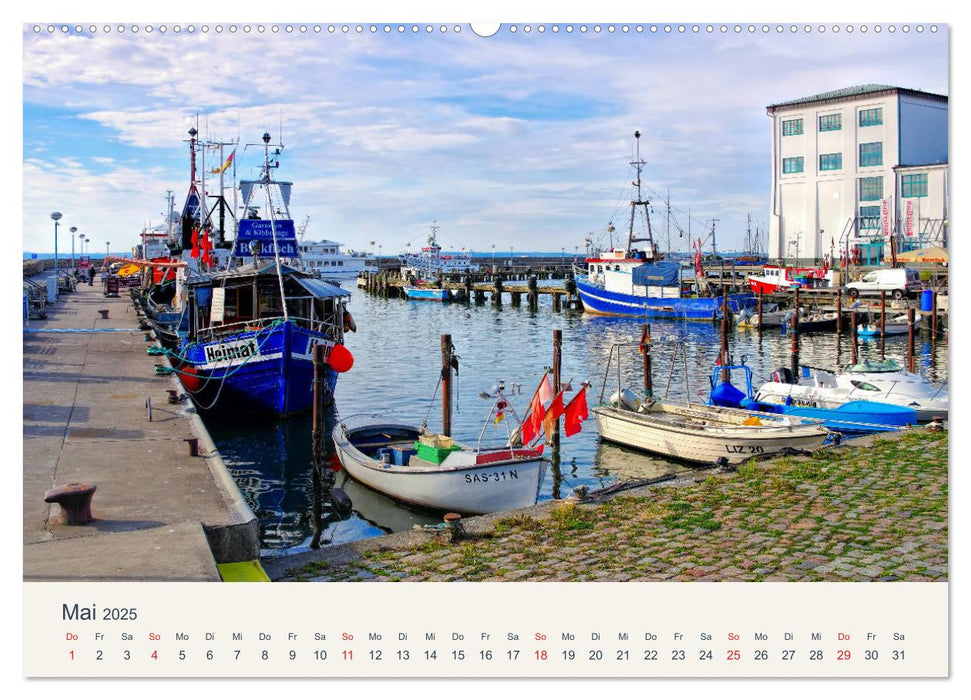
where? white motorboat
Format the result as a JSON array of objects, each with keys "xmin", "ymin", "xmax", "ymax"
[
  {"xmin": 593, "ymin": 399, "xmax": 829, "ymax": 465},
  {"xmin": 591, "ymin": 338, "xmax": 829, "ymax": 464},
  {"xmin": 857, "ymin": 314, "xmax": 920, "ymax": 338},
  {"xmin": 333, "ymin": 415, "xmax": 546, "ymax": 514},
  {"xmin": 736, "ymin": 303, "xmax": 786, "ymax": 328},
  {"xmin": 755, "ymin": 359, "xmax": 947, "ymax": 422}
]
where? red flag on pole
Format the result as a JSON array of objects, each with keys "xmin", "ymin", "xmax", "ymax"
[
  {"xmin": 520, "ymin": 374, "xmax": 551, "ymax": 445},
  {"xmin": 563, "ymin": 388, "xmax": 589, "ymax": 437},
  {"xmin": 541, "ymin": 390, "xmax": 565, "ymax": 442},
  {"xmin": 538, "ymin": 373, "xmax": 553, "ymax": 404}
]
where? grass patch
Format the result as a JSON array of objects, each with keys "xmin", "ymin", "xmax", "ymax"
[{"xmin": 661, "ymin": 499, "xmax": 721, "ymax": 532}]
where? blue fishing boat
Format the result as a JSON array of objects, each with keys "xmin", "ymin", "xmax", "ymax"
[
  {"xmin": 574, "ymin": 131, "xmax": 754, "ymax": 320},
  {"xmin": 707, "ymin": 362, "xmax": 915, "ymax": 435},
  {"xmin": 173, "ymin": 263, "xmax": 352, "ymax": 415},
  {"xmin": 168, "ymin": 132, "xmax": 355, "ymax": 416}
]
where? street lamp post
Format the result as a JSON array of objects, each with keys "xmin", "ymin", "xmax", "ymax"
[
  {"xmin": 106, "ymin": 241, "xmax": 110, "ymax": 259},
  {"xmin": 50, "ymin": 211, "xmax": 62, "ymax": 280},
  {"xmin": 70, "ymin": 226, "xmax": 77, "ymax": 271}
]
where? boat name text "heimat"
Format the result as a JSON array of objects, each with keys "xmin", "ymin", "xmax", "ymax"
[
  {"xmin": 724, "ymin": 445, "xmax": 766, "ymax": 454},
  {"xmin": 465, "ymin": 470, "xmax": 520, "ymax": 484},
  {"xmin": 204, "ymin": 339, "xmax": 260, "ymax": 364}
]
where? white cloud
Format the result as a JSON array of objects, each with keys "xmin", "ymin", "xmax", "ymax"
[{"xmin": 21, "ymin": 25, "xmax": 947, "ymax": 255}]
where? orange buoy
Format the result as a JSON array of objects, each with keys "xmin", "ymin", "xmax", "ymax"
[{"xmin": 326, "ymin": 344, "xmax": 354, "ymax": 373}]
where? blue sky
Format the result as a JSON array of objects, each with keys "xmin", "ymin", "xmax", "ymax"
[{"xmin": 21, "ymin": 19, "xmax": 948, "ymax": 258}]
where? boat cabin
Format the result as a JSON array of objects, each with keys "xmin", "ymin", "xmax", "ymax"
[{"xmin": 184, "ymin": 263, "xmax": 349, "ymax": 342}]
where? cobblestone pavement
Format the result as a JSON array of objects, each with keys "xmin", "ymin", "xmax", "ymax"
[{"xmin": 265, "ymin": 428, "xmax": 948, "ymax": 583}]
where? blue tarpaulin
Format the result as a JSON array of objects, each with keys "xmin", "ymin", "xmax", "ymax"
[{"xmin": 631, "ymin": 261, "xmax": 681, "ymax": 286}]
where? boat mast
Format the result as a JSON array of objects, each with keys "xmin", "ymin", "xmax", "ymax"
[
  {"xmin": 626, "ymin": 130, "xmax": 655, "ymax": 257},
  {"xmin": 261, "ymin": 132, "xmax": 289, "ymax": 321}
]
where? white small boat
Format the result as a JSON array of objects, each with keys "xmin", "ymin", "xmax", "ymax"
[
  {"xmin": 857, "ymin": 313, "xmax": 920, "ymax": 337},
  {"xmin": 591, "ymin": 339, "xmax": 829, "ymax": 464},
  {"xmin": 736, "ymin": 303, "xmax": 786, "ymax": 328},
  {"xmin": 403, "ymin": 286, "xmax": 450, "ymax": 302},
  {"xmin": 333, "ymin": 415, "xmax": 546, "ymax": 514},
  {"xmin": 756, "ymin": 359, "xmax": 947, "ymax": 422},
  {"xmin": 593, "ymin": 399, "xmax": 829, "ymax": 465}
]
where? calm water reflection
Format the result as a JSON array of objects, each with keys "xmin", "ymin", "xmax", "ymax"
[{"xmin": 205, "ymin": 292, "xmax": 949, "ymax": 556}]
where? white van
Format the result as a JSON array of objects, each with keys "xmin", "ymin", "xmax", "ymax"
[{"xmin": 844, "ymin": 268, "xmax": 921, "ymax": 300}]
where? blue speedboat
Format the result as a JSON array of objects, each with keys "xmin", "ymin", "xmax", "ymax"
[
  {"xmin": 574, "ymin": 131, "xmax": 754, "ymax": 320},
  {"xmin": 403, "ymin": 286, "xmax": 450, "ymax": 302},
  {"xmin": 707, "ymin": 363, "xmax": 915, "ymax": 436}
]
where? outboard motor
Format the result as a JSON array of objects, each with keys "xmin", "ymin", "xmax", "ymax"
[{"xmin": 771, "ymin": 367, "xmax": 795, "ymax": 384}]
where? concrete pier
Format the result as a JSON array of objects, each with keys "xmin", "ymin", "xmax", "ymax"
[{"xmin": 23, "ymin": 278, "xmax": 258, "ymax": 581}]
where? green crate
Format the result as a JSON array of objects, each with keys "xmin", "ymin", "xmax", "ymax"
[{"xmin": 414, "ymin": 441, "xmax": 460, "ymax": 464}]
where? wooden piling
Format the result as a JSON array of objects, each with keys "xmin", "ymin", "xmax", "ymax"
[
  {"xmin": 851, "ymin": 311, "xmax": 858, "ymax": 364},
  {"xmin": 311, "ymin": 344, "xmax": 327, "ymax": 470},
  {"xmin": 510, "ymin": 291, "xmax": 521, "ymax": 307},
  {"xmin": 907, "ymin": 308, "xmax": 916, "ymax": 373},
  {"xmin": 552, "ymin": 329, "xmax": 562, "ymax": 450},
  {"xmin": 641, "ymin": 324, "xmax": 653, "ymax": 399},
  {"xmin": 879, "ymin": 291, "xmax": 886, "ymax": 358},
  {"xmin": 836, "ymin": 292, "xmax": 842, "ymax": 335},
  {"xmin": 552, "ymin": 291, "xmax": 562, "ymax": 312},
  {"xmin": 790, "ymin": 288, "xmax": 800, "ymax": 376},
  {"xmin": 932, "ymin": 290, "xmax": 938, "ymax": 336},
  {"xmin": 492, "ymin": 277, "xmax": 503, "ymax": 306},
  {"xmin": 440, "ymin": 334, "xmax": 454, "ymax": 437},
  {"xmin": 720, "ymin": 291, "xmax": 728, "ymax": 365}
]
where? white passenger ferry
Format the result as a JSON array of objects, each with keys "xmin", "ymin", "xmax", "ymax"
[{"xmin": 298, "ymin": 239, "xmax": 376, "ymax": 284}]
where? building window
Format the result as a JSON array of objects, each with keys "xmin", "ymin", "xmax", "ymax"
[
  {"xmin": 859, "ymin": 108, "xmax": 883, "ymax": 127},
  {"xmin": 859, "ymin": 176, "xmax": 884, "ymax": 201},
  {"xmin": 859, "ymin": 142, "xmax": 883, "ymax": 167},
  {"xmin": 818, "ymin": 113, "xmax": 842, "ymax": 132},
  {"xmin": 819, "ymin": 153, "xmax": 843, "ymax": 171},
  {"xmin": 901, "ymin": 173, "xmax": 929, "ymax": 198},
  {"xmin": 782, "ymin": 118, "xmax": 804, "ymax": 136},
  {"xmin": 859, "ymin": 205, "xmax": 881, "ymax": 230},
  {"xmin": 782, "ymin": 157, "xmax": 804, "ymax": 174}
]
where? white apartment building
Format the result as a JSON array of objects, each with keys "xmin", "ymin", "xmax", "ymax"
[{"xmin": 767, "ymin": 84, "xmax": 948, "ymax": 266}]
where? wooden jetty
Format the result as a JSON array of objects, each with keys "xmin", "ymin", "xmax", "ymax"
[{"xmin": 359, "ymin": 270, "xmax": 584, "ymax": 311}]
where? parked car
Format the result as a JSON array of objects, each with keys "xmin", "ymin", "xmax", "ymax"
[{"xmin": 844, "ymin": 267, "xmax": 922, "ymax": 300}]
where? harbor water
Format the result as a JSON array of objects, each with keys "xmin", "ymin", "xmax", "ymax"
[{"xmin": 203, "ymin": 291, "xmax": 949, "ymax": 557}]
